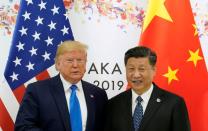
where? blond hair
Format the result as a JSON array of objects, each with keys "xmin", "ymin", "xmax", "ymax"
[{"xmin": 55, "ymin": 40, "xmax": 88, "ymax": 63}]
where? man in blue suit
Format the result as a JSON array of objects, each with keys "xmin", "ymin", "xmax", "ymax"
[{"xmin": 15, "ymin": 41, "xmax": 108, "ymax": 131}]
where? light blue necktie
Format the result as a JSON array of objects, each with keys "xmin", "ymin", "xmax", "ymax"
[
  {"xmin": 69, "ymin": 85, "xmax": 82, "ymax": 131},
  {"xmin": 133, "ymin": 96, "xmax": 143, "ymax": 131}
]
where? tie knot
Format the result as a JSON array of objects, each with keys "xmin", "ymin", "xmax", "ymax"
[
  {"xmin": 137, "ymin": 96, "xmax": 143, "ymax": 103},
  {"xmin": 70, "ymin": 84, "xmax": 77, "ymax": 91}
]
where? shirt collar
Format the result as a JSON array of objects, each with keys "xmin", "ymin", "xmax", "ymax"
[
  {"xmin": 60, "ymin": 74, "xmax": 82, "ymax": 92},
  {"xmin": 132, "ymin": 84, "xmax": 154, "ymax": 103}
]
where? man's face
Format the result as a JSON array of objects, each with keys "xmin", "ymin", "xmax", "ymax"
[
  {"xmin": 56, "ymin": 50, "xmax": 87, "ymax": 83},
  {"xmin": 126, "ymin": 57, "xmax": 156, "ymax": 94}
]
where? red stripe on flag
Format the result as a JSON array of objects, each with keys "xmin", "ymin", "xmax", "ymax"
[
  {"xmin": 13, "ymin": 85, "xmax": 26, "ymax": 103},
  {"xmin": 36, "ymin": 70, "xmax": 50, "ymax": 81},
  {"xmin": 0, "ymin": 98, "xmax": 14, "ymax": 131}
]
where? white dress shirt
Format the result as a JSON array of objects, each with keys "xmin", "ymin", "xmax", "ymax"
[
  {"xmin": 132, "ymin": 84, "xmax": 154, "ymax": 115},
  {"xmin": 60, "ymin": 74, "xmax": 87, "ymax": 131}
]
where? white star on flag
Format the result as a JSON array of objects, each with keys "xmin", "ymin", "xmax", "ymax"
[
  {"xmin": 45, "ymin": 36, "xmax": 53, "ymax": 46},
  {"xmin": 42, "ymin": 51, "xmax": 51, "ymax": 61},
  {"xmin": 19, "ymin": 26, "xmax": 28, "ymax": 36},
  {"xmin": 22, "ymin": 11, "xmax": 31, "ymax": 21},
  {"xmin": 29, "ymin": 47, "xmax": 38, "ymax": 56},
  {"xmin": 26, "ymin": 61, "xmax": 35, "ymax": 71},
  {"xmin": 16, "ymin": 42, "xmax": 25, "ymax": 51},
  {"xmin": 32, "ymin": 31, "xmax": 41, "ymax": 41},
  {"xmin": 48, "ymin": 21, "xmax": 56, "ymax": 30},
  {"xmin": 35, "ymin": 16, "xmax": 44, "ymax": 26},
  {"xmin": 38, "ymin": 1, "xmax": 47, "ymax": 10},
  {"xmin": 13, "ymin": 57, "xmax": 22, "ymax": 67},
  {"xmin": 61, "ymin": 25, "xmax": 69, "ymax": 35},
  {"xmin": 10, "ymin": 72, "xmax": 19, "ymax": 82},
  {"xmin": 25, "ymin": 0, "xmax": 33, "ymax": 6},
  {"xmin": 51, "ymin": 5, "xmax": 59, "ymax": 15}
]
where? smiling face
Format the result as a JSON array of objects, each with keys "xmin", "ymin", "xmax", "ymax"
[
  {"xmin": 126, "ymin": 57, "xmax": 156, "ymax": 95},
  {"xmin": 56, "ymin": 50, "xmax": 87, "ymax": 84}
]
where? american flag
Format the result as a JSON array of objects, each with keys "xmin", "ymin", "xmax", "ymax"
[{"xmin": 2, "ymin": 0, "xmax": 74, "ymax": 130}]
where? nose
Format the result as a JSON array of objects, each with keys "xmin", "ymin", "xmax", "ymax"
[
  {"xmin": 71, "ymin": 60, "xmax": 78, "ymax": 67},
  {"xmin": 133, "ymin": 70, "xmax": 142, "ymax": 77}
]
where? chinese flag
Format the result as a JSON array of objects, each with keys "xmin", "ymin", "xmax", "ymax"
[{"xmin": 139, "ymin": 0, "xmax": 208, "ymax": 131}]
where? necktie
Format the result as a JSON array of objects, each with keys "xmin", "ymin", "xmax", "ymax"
[
  {"xmin": 133, "ymin": 96, "xmax": 143, "ymax": 131},
  {"xmin": 69, "ymin": 85, "xmax": 82, "ymax": 131}
]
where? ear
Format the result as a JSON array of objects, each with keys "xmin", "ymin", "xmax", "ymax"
[
  {"xmin": 55, "ymin": 56, "xmax": 62, "ymax": 71},
  {"xmin": 55, "ymin": 60, "xmax": 61, "ymax": 71},
  {"xmin": 152, "ymin": 66, "xmax": 157, "ymax": 76}
]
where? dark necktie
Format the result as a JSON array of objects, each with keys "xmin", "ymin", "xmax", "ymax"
[
  {"xmin": 133, "ymin": 96, "xmax": 143, "ymax": 131},
  {"xmin": 69, "ymin": 85, "xmax": 82, "ymax": 131}
]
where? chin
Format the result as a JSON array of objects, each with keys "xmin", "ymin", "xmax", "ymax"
[
  {"xmin": 132, "ymin": 85, "xmax": 144, "ymax": 90},
  {"xmin": 72, "ymin": 76, "xmax": 82, "ymax": 80}
]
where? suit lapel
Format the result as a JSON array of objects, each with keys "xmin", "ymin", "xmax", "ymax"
[
  {"xmin": 139, "ymin": 84, "xmax": 164, "ymax": 131},
  {"xmin": 50, "ymin": 75, "xmax": 71, "ymax": 131},
  {"xmin": 82, "ymin": 81, "xmax": 95, "ymax": 131}
]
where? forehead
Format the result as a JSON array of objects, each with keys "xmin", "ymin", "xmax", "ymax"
[{"xmin": 126, "ymin": 57, "xmax": 150, "ymax": 66}]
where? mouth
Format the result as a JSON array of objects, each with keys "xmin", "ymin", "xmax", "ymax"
[
  {"xmin": 131, "ymin": 80, "xmax": 142, "ymax": 85},
  {"xmin": 71, "ymin": 71, "xmax": 80, "ymax": 75}
]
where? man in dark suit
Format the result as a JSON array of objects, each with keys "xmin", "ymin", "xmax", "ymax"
[
  {"xmin": 104, "ymin": 46, "xmax": 190, "ymax": 131},
  {"xmin": 15, "ymin": 41, "xmax": 108, "ymax": 131}
]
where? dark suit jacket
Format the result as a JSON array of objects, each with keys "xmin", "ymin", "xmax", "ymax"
[
  {"xmin": 104, "ymin": 83, "xmax": 190, "ymax": 131},
  {"xmin": 15, "ymin": 74, "xmax": 108, "ymax": 131}
]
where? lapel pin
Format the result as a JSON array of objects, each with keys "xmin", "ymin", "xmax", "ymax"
[
  {"xmin": 90, "ymin": 94, "xmax": 94, "ymax": 98},
  {"xmin": 156, "ymin": 98, "xmax": 161, "ymax": 103}
]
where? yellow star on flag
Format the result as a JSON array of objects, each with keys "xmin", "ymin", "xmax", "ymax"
[
  {"xmin": 187, "ymin": 48, "xmax": 203, "ymax": 67},
  {"xmin": 192, "ymin": 24, "xmax": 198, "ymax": 36},
  {"xmin": 163, "ymin": 66, "xmax": 179, "ymax": 84},
  {"xmin": 142, "ymin": 0, "xmax": 173, "ymax": 32}
]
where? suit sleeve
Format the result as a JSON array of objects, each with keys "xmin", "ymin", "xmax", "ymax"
[
  {"xmin": 104, "ymin": 100, "xmax": 113, "ymax": 131},
  {"xmin": 14, "ymin": 84, "xmax": 43, "ymax": 131},
  {"xmin": 172, "ymin": 97, "xmax": 191, "ymax": 131},
  {"xmin": 95, "ymin": 89, "xmax": 108, "ymax": 131}
]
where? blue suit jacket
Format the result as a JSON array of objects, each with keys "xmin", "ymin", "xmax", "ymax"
[{"xmin": 15, "ymin": 74, "xmax": 108, "ymax": 131}]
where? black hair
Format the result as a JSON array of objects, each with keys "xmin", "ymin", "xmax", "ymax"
[{"xmin": 124, "ymin": 46, "xmax": 157, "ymax": 66}]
